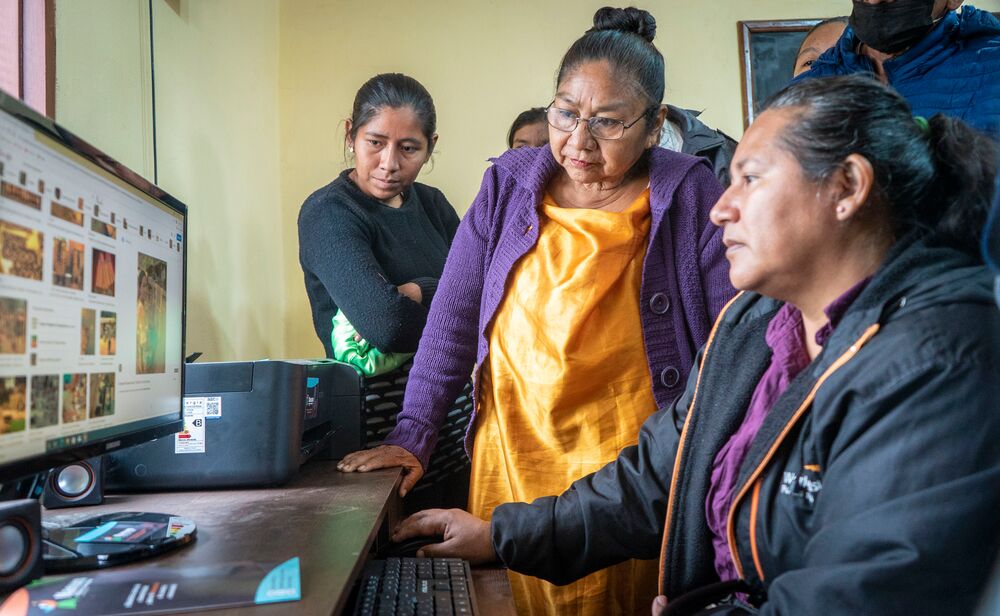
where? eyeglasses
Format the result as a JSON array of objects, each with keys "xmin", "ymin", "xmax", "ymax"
[{"xmin": 544, "ymin": 103, "xmax": 656, "ymax": 140}]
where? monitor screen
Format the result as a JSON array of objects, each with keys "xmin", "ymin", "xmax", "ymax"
[{"xmin": 0, "ymin": 92, "xmax": 185, "ymax": 483}]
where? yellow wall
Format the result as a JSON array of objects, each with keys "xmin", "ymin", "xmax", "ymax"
[
  {"xmin": 54, "ymin": 0, "xmax": 154, "ymax": 180},
  {"xmin": 151, "ymin": 0, "xmax": 283, "ymax": 361}
]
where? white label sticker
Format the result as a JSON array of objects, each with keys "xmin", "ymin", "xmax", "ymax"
[
  {"xmin": 165, "ymin": 516, "xmax": 196, "ymax": 538},
  {"xmin": 175, "ymin": 398, "xmax": 206, "ymax": 454}
]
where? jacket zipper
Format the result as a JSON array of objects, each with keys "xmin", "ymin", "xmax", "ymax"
[
  {"xmin": 725, "ymin": 322, "xmax": 882, "ymax": 581},
  {"xmin": 658, "ymin": 292, "xmax": 744, "ymax": 596}
]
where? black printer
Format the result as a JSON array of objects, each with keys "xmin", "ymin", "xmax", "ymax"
[{"xmin": 106, "ymin": 359, "xmax": 363, "ymax": 490}]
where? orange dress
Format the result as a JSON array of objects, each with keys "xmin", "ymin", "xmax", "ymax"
[{"xmin": 469, "ymin": 189, "xmax": 658, "ymax": 615}]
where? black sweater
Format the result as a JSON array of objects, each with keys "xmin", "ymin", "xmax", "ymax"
[{"xmin": 298, "ymin": 170, "xmax": 460, "ymax": 357}]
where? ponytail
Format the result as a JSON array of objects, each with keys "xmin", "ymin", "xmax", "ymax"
[{"xmin": 924, "ymin": 114, "xmax": 998, "ymax": 255}]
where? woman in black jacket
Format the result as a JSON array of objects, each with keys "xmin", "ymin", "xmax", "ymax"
[{"xmin": 392, "ymin": 76, "xmax": 1000, "ymax": 615}]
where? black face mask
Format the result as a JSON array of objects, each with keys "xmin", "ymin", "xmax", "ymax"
[{"xmin": 850, "ymin": 0, "xmax": 937, "ymax": 55}]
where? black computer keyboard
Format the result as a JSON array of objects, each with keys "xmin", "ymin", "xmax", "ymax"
[{"xmin": 354, "ymin": 556, "xmax": 479, "ymax": 616}]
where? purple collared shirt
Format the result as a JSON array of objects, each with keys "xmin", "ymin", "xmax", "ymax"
[{"xmin": 706, "ymin": 278, "xmax": 871, "ymax": 582}]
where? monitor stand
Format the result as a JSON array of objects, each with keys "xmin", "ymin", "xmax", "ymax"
[{"xmin": 42, "ymin": 511, "xmax": 196, "ymax": 573}]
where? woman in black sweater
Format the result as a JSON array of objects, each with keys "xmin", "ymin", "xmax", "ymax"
[{"xmin": 298, "ymin": 73, "xmax": 459, "ymax": 359}]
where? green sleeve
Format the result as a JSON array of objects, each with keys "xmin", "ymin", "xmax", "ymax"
[{"xmin": 331, "ymin": 309, "xmax": 414, "ymax": 377}]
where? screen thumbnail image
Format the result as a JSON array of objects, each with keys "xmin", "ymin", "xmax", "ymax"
[
  {"xmin": 51, "ymin": 202, "xmax": 84, "ymax": 226},
  {"xmin": 136, "ymin": 253, "xmax": 167, "ymax": 374},
  {"xmin": 89, "ymin": 372, "xmax": 115, "ymax": 418},
  {"xmin": 90, "ymin": 218, "xmax": 116, "ymax": 239},
  {"xmin": 80, "ymin": 308, "xmax": 96, "ymax": 355},
  {"xmin": 0, "ymin": 296, "xmax": 27, "ymax": 354},
  {"xmin": 0, "ymin": 375, "xmax": 27, "ymax": 434},
  {"xmin": 1, "ymin": 181, "xmax": 41, "ymax": 210},
  {"xmin": 91, "ymin": 248, "xmax": 115, "ymax": 297},
  {"xmin": 61, "ymin": 373, "xmax": 87, "ymax": 423},
  {"xmin": 99, "ymin": 311, "xmax": 116, "ymax": 355},
  {"xmin": 52, "ymin": 237, "xmax": 85, "ymax": 290},
  {"xmin": 30, "ymin": 374, "xmax": 59, "ymax": 429},
  {"xmin": 0, "ymin": 219, "xmax": 43, "ymax": 281}
]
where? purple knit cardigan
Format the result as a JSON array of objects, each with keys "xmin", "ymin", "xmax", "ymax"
[{"xmin": 384, "ymin": 146, "xmax": 735, "ymax": 468}]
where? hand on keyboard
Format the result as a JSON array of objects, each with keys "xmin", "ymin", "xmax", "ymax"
[{"xmin": 392, "ymin": 509, "xmax": 496, "ymax": 565}]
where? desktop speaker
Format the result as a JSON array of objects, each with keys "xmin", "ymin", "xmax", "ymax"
[
  {"xmin": 41, "ymin": 457, "xmax": 105, "ymax": 509},
  {"xmin": 0, "ymin": 499, "xmax": 43, "ymax": 594}
]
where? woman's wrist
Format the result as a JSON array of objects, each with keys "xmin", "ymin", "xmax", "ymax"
[
  {"xmin": 383, "ymin": 420, "xmax": 434, "ymax": 470},
  {"xmin": 409, "ymin": 277, "xmax": 439, "ymax": 306}
]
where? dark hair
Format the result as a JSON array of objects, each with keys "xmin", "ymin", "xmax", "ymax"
[
  {"xmin": 762, "ymin": 75, "xmax": 998, "ymax": 256},
  {"xmin": 556, "ymin": 6, "xmax": 664, "ymax": 127},
  {"xmin": 800, "ymin": 16, "xmax": 848, "ymax": 48},
  {"xmin": 348, "ymin": 73, "xmax": 437, "ymax": 153},
  {"xmin": 506, "ymin": 107, "xmax": 547, "ymax": 148}
]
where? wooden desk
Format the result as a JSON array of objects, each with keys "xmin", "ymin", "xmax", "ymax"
[{"xmin": 45, "ymin": 462, "xmax": 515, "ymax": 615}]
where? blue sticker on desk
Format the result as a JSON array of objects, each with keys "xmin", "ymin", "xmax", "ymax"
[{"xmin": 254, "ymin": 558, "xmax": 301, "ymax": 604}]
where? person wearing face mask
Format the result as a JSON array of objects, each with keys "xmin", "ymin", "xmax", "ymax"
[{"xmin": 794, "ymin": 0, "xmax": 1000, "ymax": 133}]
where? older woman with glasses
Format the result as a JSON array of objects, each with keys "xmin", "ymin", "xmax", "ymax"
[{"xmin": 337, "ymin": 7, "xmax": 733, "ymax": 614}]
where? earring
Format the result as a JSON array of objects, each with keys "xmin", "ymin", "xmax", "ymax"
[{"xmin": 348, "ymin": 145, "xmax": 354, "ymax": 153}]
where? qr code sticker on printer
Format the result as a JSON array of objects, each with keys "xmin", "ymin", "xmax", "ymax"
[{"xmin": 203, "ymin": 396, "xmax": 222, "ymax": 419}]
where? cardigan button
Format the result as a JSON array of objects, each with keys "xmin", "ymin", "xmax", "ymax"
[
  {"xmin": 660, "ymin": 366, "xmax": 680, "ymax": 388},
  {"xmin": 649, "ymin": 292, "xmax": 670, "ymax": 314}
]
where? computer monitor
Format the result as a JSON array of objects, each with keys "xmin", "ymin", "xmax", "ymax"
[{"xmin": 0, "ymin": 90, "xmax": 193, "ymax": 571}]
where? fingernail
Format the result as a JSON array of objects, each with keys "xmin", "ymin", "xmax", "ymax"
[
  {"xmin": 358, "ymin": 465, "xmax": 367, "ymax": 471},
  {"xmin": 416, "ymin": 549, "xmax": 424, "ymax": 558}
]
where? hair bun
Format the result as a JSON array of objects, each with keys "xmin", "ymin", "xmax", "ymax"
[{"xmin": 591, "ymin": 6, "xmax": 656, "ymax": 43}]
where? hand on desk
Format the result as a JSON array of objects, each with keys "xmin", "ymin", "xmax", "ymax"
[
  {"xmin": 392, "ymin": 509, "xmax": 497, "ymax": 565},
  {"xmin": 337, "ymin": 445, "xmax": 423, "ymax": 497}
]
